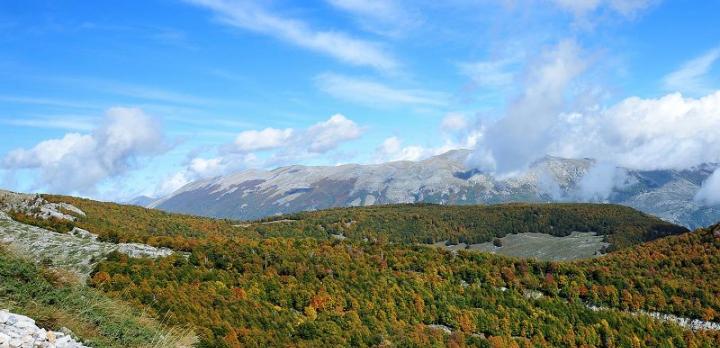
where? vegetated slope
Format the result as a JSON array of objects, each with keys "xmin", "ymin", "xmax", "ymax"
[
  {"xmin": 42, "ymin": 195, "xmax": 243, "ymax": 251},
  {"xmin": 0, "ymin": 247, "xmax": 193, "ymax": 347},
  {"xmin": 32, "ymin": 195, "xmax": 718, "ymax": 346},
  {"xmin": 565, "ymin": 223, "xmax": 720, "ymax": 322},
  {"xmin": 148, "ymin": 150, "xmax": 720, "ymax": 228},
  {"xmin": 250, "ymin": 203, "xmax": 687, "ymax": 250},
  {"xmin": 43, "ymin": 196, "xmax": 686, "ymax": 252},
  {"xmin": 91, "ymin": 224, "xmax": 720, "ymax": 347}
]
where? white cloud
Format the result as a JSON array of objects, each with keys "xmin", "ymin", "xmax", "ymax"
[
  {"xmin": 234, "ymin": 128, "xmax": 294, "ymax": 152},
  {"xmin": 315, "ymin": 73, "xmax": 448, "ymax": 107},
  {"xmin": 374, "ymin": 136, "xmax": 433, "ymax": 162},
  {"xmin": 159, "ymin": 114, "xmax": 364, "ymax": 195},
  {"xmin": 188, "ymin": 157, "xmax": 226, "ymax": 178},
  {"xmin": 2, "ymin": 107, "xmax": 166, "ymax": 194},
  {"xmin": 305, "ymin": 114, "xmax": 364, "ymax": 153},
  {"xmin": 227, "ymin": 114, "xmax": 362, "ymax": 156},
  {"xmin": 186, "ymin": 0, "xmax": 398, "ymax": 71},
  {"xmin": 465, "ymin": 37, "xmax": 720, "ymax": 185},
  {"xmin": 574, "ymin": 162, "xmax": 629, "ymax": 201},
  {"xmin": 468, "ymin": 40, "xmax": 588, "ymax": 173},
  {"xmin": 695, "ymin": 168, "xmax": 720, "ymax": 206},
  {"xmin": 470, "ymin": 82, "xmax": 720, "ymax": 174},
  {"xmin": 552, "ymin": 92, "xmax": 720, "ymax": 170},
  {"xmin": 663, "ymin": 47, "xmax": 720, "ymax": 95},
  {"xmin": 374, "ymin": 120, "xmax": 480, "ymax": 163},
  {"xmin": 325, "ymin": 0, "xmax": 420, "ymax": 37}
]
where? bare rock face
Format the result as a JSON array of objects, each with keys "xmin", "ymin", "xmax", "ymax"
[
  {"xmin": 0, "ymin": 309, "xmax": 89, "ymax": 348},
  {"xmin": 0, "ymin": 190, "xmax": 84, "ymax": 222},
  {"xmin": 0, "ymin": 215, "xmax": 179, "ymax": 279}
]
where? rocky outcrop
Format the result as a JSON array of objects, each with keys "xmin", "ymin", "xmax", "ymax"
[
  {"xmin": 0, "ymin": 191, "xmax": 84, "ymax": 222},
  {"xmin": 586, "ymin": 305, "xmax": 720, "ymax": 331},
  {"xmin": 0, "ymin": 217, "xmax": 177, "ymax": 278},
  {"xmin": 0, "ymin": 310, "xmax": 88, "ymax": 348},
  {"xmin": 116, "ymin": 243, "xmax": 174, "ymax": 259}
]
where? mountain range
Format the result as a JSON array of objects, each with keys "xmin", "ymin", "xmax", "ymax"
[{"xmin": 148, "ymin": 150, "xmax": 720, "ymax": 228}]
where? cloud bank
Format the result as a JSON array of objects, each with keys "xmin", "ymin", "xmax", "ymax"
[
  {"xmin": 2, "ymin": 107, "xmax": 166, "ymax": 194},
  {"xmin": 468, "ymin": 39, "xmax": 720, "ymax": 177}
]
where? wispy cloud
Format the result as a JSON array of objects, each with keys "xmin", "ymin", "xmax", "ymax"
[
  {"xmin": 325, "ymin": 0, "xmax": 421, "ymax": 37},
  {"xmin": 1, "ymin": 115, "xmax": 97, "ymax": 131},
  {"xmin": 551, "ymin": 0, "xmax": 657, "ymax": 18},
  {"xmin": 43, "ymin": 76, "xmax": 219, "ymax": 107},
  {"xmin": 0, "ymin": 95, "xmax": 101, "ymax": 110},
  {"xmin": 663, "ymin": 47, "xmax": 720, "ymax": 95},
  {"xmin": 185, "ymin": 0, "xmax": 399, "ymax": 71},
  {"xmin": 315, "ymin": 73, "xmax": 448, "ymax": 107},
  {"xmin": 458, "ymin": 59, "xmax": 517, "ymax": 90}
]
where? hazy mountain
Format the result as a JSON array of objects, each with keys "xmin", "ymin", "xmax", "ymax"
[
  {"xmin": 125, "ymin": 195, "xmax": 156, "ymax": 207},
  {"xmin": 150, "ymin": 150, "xmax": 720, "ymax": 228}
]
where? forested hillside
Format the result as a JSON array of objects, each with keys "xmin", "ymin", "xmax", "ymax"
[
  {"xmin": 253, "ymin": 203, "xmax": 687, "ymax": 249},
  {"xmin": 91, "ymin": 223, "xmax": 720, "ymax": 347},
  {"xmin": 14, "ymin": 195, "xmax": 714, "ymax": 347},
  {"xmin": 0, "ymin": 248, "xmax": 191, "ymax": 347},
  {"xmin": 42, "ymin": 196, "xmax": 687, "ymax": 251}
]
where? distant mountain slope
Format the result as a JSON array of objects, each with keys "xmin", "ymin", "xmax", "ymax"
[
  {"xmin": 125, "ymin": 195, "xmax": 155, "ymax": 207},
  {"xmin": 150, "ymin": 150, "xmax": 720, "ymax": 228}
]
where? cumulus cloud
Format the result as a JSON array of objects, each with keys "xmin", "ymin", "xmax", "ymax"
[
  {"xmin": 663, "ymin": 47, "xmax": 720, "ymax": 95},
  {"xmin": 157, "ymin": 114, "xmax": 365, "ymax": 196},
  {"xmin": 2, "ymin": 107, "xmax": 166, "ymax": 194},
  {"xmin": 374, "ymin": 137, "xmax": 431, "ymax": 162},
  {"xmin": 468, "ymin": 40, "xmax": 588, "ymax": 173},
  {"xmin": 695, "ymin": 168, "xmax": 720, "ymax": 206},
  {"xmin": 374, "ymin": 115, "xmax": 481, "ymax": 163},
  {"xmin": 553, "ymin": 92, "xmax": 720, "ymax": 170},
  {"xmin": 305, "ymin": 114, "xmax": 364, "ymax": 153},
  {"xmin": 227, "ymin": 114, "xmax": 362, "ymax": 155},
  {"xmin": 234, "ymin": 128, "xmax": 294, "ymax": 152},
  {"xmin": 315, "ymin": 73, "xmax": 448, "ymax": 107},
  {"xmin": 185, "ymin": 0, "xmax": 398, "ymax": 71},
  {"xmin": 469, "ymin": 38, "xmax": 720, "ymax": 180}
]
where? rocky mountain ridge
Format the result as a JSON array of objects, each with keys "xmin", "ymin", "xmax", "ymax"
[{"xmin": 150, "ymin": 150, "xmax": 720, "ymax": 228}]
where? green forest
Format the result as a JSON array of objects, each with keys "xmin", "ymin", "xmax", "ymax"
[{"xmin": 4, "ymin": 195, "xmax": 719, "ymax": 347}]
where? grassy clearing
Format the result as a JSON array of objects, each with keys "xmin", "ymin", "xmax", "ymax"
[
  {"xmin": 465, "ymin": 231, "xmax": 610, "ymax": 261},
  {"xmin": 0, "ymin": 247, "xmax": 196, "ymax": 348}
]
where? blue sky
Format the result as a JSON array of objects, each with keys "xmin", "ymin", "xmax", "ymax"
[{"xmin": 1, "ymin": 0, "xmax": 720, "ymax": 201}]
